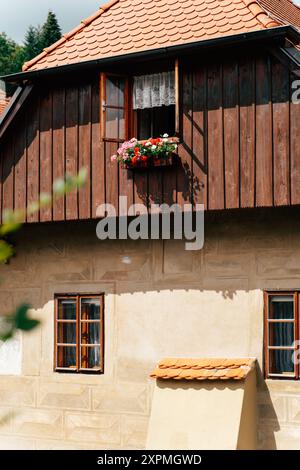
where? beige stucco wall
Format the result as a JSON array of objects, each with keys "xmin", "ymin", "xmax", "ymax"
[
  {"xmin": 147, "ymin": 370, "xmax": 257, "ymax": 450},
  {"xmin": 0, "ymin": 209, "xmax": 300, "ymax": 449}
]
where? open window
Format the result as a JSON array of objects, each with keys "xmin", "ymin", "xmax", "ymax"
[
  {"xmin": 100, "ymin": 74, "xmax": 130, "ymax": 142},
  {"xmin": 133, "ymin": 70, "xmax": 176, "ymax": 140},
  {"xmin": 100, "ymin": 60, "xmax": 179, "ymax": 142}
]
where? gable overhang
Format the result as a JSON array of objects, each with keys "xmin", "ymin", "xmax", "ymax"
[
  {"xmin": 1, "ymin": 25, "xmax": 299, "ymax": 85},
  {"xmin": 0, "ymin": 85, "xmax": 34, "ymax": 141}
]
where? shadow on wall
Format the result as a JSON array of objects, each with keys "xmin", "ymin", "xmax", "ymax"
[
  {"xmin": 2, "ymin": 205, "xmax": 300, "ymax": 301},
  {"xmin": 256, "ymin": 363, "xmax": 280, "ymax": 450},
  {"xmin": 147, "ymin": 366, "xmax": 263, "ymax": 450},
  {"xmin": 147, "ymin": 366, "xmax": 281, "ymax": 450}
]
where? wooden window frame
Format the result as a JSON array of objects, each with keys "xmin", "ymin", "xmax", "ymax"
[
  {"xmin": 100, "ymin": 59, "xmax": 180, "ymax": 143},
  {"xmin": 54, "ymin": 293, "xmax": 104, "ymax": 374},
  {"xmin": 100, "ymin": 73, "xmax": 131, "ymax": 143},
  {"xmin": 264, "ymin": 291, "xmax": 299, "ymax": 380}
]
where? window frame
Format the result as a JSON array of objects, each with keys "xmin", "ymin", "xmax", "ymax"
[
  {"xmin": 100, "ymin": 59, "xmax": 180, "ymax": 143},
  {"xmin": 54, "ymin": 293, "xmax": 104, "ymax": 374},
  {"xmin": 100, "ymin": 72, "xmax": 131, "ymax": 143},
  {"xmin": 264, "ymin": 291, "xmax": 299, "ymax": 380}
]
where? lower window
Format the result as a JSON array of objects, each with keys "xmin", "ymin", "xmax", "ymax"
[
  {"xmin": 54, "ymin": 294, "xmax": 104, "ymax": 373},
  {"xmin": 264, "ymin": 291, "xmax": 299, "ymax": 379}
]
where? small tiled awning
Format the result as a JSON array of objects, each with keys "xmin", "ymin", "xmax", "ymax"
[{"xmin": 150, "ymin": 358, "xmax": 256, "ymax": 381}]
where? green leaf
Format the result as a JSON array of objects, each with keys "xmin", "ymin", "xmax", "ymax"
[
  {"xmin": 53, "ymin": 178, "xmax": 66, "ymax": 196},
  {"xmin": 14, "ymin": 304, "xmax": 40, "ymax": 332},
  {"xmin": 39, "ymin": 192, "xmax": 52, "ymax": 207},
  {"xmin": 0, "ymin": 223, "xmax": 22, "ymax": 236},
  {"xmin": 0, "ymin": 240, "xmax": 14, "ymax": 263},
  {"xmin": 0, "ymin": 316, "xmax": 15, "ymax": 341},
  {"xmin": 27, "ymin": 201, "xmax": 40, "ymax": 215},
  {"xmin": 0, "ymin": 209, "xmax": 23, "ymax": 236},
  {"xmin": 77, "ymin": 167, "xmax": 88, "ymax": 186},
  {"xmin": 0, "ymin": 330, "xmax": 14, "ymax": 342}
]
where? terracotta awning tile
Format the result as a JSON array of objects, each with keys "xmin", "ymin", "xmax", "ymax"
[{"xmin": 151, "ymin": 358, "xmax": 256, "ymax": 381}]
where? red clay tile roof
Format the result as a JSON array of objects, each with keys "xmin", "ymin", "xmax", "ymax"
[
  {"xmin": 258, "ymin": 0, "xmax": 300, "ymax": 28},
  {"xmin": 150, "ymin": 358, "xmax": 256, "ymax": 380},
  {"xmin": 0, "ymin": 89, "xmax": 10, "ymax": 116},
  {"xmin": 23, "ymin": 0, "xmax": 282, "ymax": 72}
]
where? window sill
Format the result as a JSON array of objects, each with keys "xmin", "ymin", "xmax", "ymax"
[{"xmin": 264, "ymin": 378, "xmax": 300, "ymax": 390}]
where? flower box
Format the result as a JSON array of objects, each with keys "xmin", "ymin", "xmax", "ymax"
[
  {"xmin": 121, "ymin": 153, "xmax": 177, "ymax": 170},
  {"xmin": 111, "ymin": 135, "xmax": 179, "ymax": 170}
]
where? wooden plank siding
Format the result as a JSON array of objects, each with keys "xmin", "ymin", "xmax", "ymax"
[
  {"xmin": 290, "ymin": 68, "xmax": 300, "ymax": 206},
  {"xmin": 0, "ymin": 51, "xmax": 300, "ymax": 224},
  {"xmin": 26, "ymin": 94, "xmax": 40, "ymax": 223},
  {"xmin": 39, "ymin": 88, "xmax": 53, "ymax": 222},
  {"xmin": 239, "ymin": 57, "xmax": 256, "ymax": 208},
  {"xmin": 52, "ymin": 87, "xmax": 66, "ymax": 221}
]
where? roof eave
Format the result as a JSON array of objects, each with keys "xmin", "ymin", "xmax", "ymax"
[{"xmin": 1, "ymin": 25, "xmax": 299, "ymax": 84}]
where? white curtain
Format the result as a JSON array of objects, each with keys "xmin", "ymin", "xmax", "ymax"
[{"xmin": 133, "ymin": 71, "xmax": 175, "ymax": 110}]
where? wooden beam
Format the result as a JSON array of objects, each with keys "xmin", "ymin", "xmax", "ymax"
[{"xmin": 0, "ymin": 85, "xmax": 34, "ymax": 141}]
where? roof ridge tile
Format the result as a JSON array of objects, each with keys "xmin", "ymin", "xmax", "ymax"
[
  {"xmin": 241, "ymin": 0, "xmax": 281, "ymax": 28},
  {"xmin": 257, "ymin": 0, "xmax": 300, "ymax": 28}
]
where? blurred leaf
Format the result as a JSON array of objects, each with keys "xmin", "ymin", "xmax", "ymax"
[
  {"xmin": 0, "ymin": 223, "xmax": 22, "ymax": 236},
  {"xmin": 0, "ymin": 316, "xmax": 15, "ymax": 341},
  {"xmin": 0, "ymin": 330, "xmax": 14, "ymax": 342},
  {"xmin": 27, "ymin": 201, "xmax": 40, "ymax": 215},
  {"xmin": 14, "ymin": 304, "xmax": 40, "ymax": 331},
  {"xmin": 0, "ymin": 209, "xmax": 23, "ymax": 236},
  {"xmin": 39, "ymin": 192, "xmax": 52, "ymax": 207},
  {"xmin": 64, "ymin": 174, "xmax": 76, "ymax": 193},
  {"xmin": 77, "ymin": 167, "xmax": 88, "ymax": 186},
  {"xmin": 0, "ymin": 240, "xmax": 14, "ymax": 263},
  {"xmin": 0, "ymin": 304, "xmax": 40, "ymax": 341},
  {"xmin": 0, "ymin": 169, "xmax": 87, "ymax": 343},
  {"xmin": 53, "ymin": 178, "xmax": 65, "ymax": 196}
]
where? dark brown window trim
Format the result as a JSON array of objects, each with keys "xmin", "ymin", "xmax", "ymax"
[
  {"xmin": 264, "ymin": 290, "xmax": 299, "ymax": 380},
  {"xmin": 100, "ymin": 59, "xmax": 181, "ymax": 143},
  {"xmin": 54, "ymin": 293, "xmax": 104, "ymax": 374}
]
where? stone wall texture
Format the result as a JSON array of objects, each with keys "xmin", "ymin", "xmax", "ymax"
[{"xmin": 0, "ymin": 208, "xmax": 300, "ymax": 449}]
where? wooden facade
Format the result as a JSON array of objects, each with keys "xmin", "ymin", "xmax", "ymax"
[{"xmin": 0, "ymin": 49, "xmax": 300, "ymax": 223}]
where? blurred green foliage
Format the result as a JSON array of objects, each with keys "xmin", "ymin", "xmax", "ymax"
[{"xmin": 0, "ymin": 168, "xmax": 87, "ymax": 341}]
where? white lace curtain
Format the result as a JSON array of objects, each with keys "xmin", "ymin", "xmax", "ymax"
[{"xmin": 133, "ymin": 71, "xmax": 175, "ymax": 110}]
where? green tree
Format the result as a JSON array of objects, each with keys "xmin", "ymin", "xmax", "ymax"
[
  {"xmin": 40, "ymin": 11, "xmax": 61, "ymax": 50},
  {"xmin": 0, "ymin": 10, "xmax": 62, "ymax": 77},
  {"xmin": 0, "ymin": 33, "xmax": 24, "ymax": 76},
  {"xmin": 23, "ymin": 26, "xmax": 43, "ymax": 62}
]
